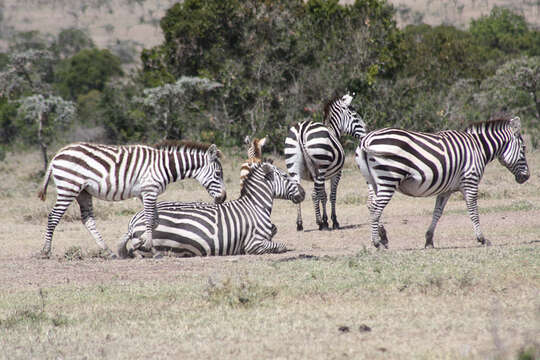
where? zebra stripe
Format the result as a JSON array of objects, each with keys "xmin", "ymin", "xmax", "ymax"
[
  {"xmin": 240, "ymin": 135, "xmax": 267, "ymax": 185},
  {"xmin": 38, "ymin": 141, "xmax": 227, "ymax": 258},
  {"xmin": 117, "ymin": 162, "xmax": 305, "ymax": 257},
  {"xmin": 355, "ymin": 117, "xmax": 529, "ymax": 248},
  {"xmin": 284, "ymin": 93, "xmax": 366, "ymax": 231}
]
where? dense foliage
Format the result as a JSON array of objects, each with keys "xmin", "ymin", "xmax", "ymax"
[{"xmin": 0, "ymin": 1, "xmax": 539, "ymax": 155}]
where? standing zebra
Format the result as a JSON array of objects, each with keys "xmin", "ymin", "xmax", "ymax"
[
  {"xmin": 355, "ymin": 117, "xmax": 530, "ymax": 249},
  {"xmin": 38, "ymin": 141, "xmax": 227, "ymax": 258},
  {"xmin": 117, "ymin": 162, "xmax": 305, "ymax": 258},
  {"xmin": 284, "ymin": 93, "xmax": 366, "ymax": 231},
  {"xmin": 240, "ymin": 135, "xmax": 267, "ymax": 185}
]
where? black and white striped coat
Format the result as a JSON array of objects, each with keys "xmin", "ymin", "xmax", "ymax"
[
  {"xmin": 38, "ymin": 141, "xmax": 226, "ymax": 257},
  {"xmin": 117, "ymin": 162, "xmax": 305, "ymax": 257},
  {"xmin": 284, "ymin": 93, "xmax": 366, "ymax": 231},
  {"xmin": 355, "ymin": 117, "xmax": 530, "ymax": 248}
]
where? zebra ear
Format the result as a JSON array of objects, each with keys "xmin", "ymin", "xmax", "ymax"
[
  {"xmin": 262, "ymin": 163, "xmax": 274, "ymax": 181},
  {"xmin": 342, "ymin": 93, "xmax": 353, "ymax": 106},
  {"xmin": 509, "ymin": 117, "xmax": 521, "ymax": 135},
  {"xmin": 258, "ymin": 136, "xmax": 267, "ymax": 148},
  {"xmin": 207, "ymin": 144, "xmax": 220, "ymax": 160},
  {"xmin": 244, "ymin": 135, "xmax": 251, "ymax": 145}
]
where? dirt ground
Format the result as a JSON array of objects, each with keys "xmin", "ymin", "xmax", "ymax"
[{"xmin": 0, "ymin": 151, "xmax": 538, "ymax": 293}]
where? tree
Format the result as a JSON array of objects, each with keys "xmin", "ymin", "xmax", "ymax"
[
  {"xmin": 51, "ymin": 28, "xmax": 95, "ymax": 59},
  {"xmin": 140, "ymin": 0, "xmax": 403, "ymax": 150},
  {"xmin": 470, "ymin": 7, "xmax": 529, "ymax": 54},
  {"xmin": 0, "ymin": 49, "xmax": 55, "ymax": 99},
  {"xmin": 17, "ymin": 94, "xmax": 76, "ymax": 171},
  {"xmin": 476, "ymin": 56, "xmax": 540, "ymax": 146},
  {"xmin": 55, "ymin": 48, "xmax": 123, "ymax": 100},
  {"xmin": 134, "ymin": 76, "xmax": 222, "ymax": 140}
]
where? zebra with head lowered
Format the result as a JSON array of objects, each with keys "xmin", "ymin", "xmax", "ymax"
[
  {"xmin": 355, "ymin": 116, "xmax": 530, "ymax": 249},
  {"xmin": 117, "ymin": 162, "xmax": 305, "ymax": 258},
  {"xmin": 38, "ymin": 141, "xmax": 227, "ymax": 258},
  {"xmin": 284, "ymin": 93, "xmax": 366, "ymax": 231}
]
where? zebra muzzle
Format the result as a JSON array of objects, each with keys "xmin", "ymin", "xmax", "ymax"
[
  {"xmin": 292, "ymin": 185, "xmax": 306, "ymax": 204},
  {"xmin": 214, "ymin": 191, "xmax": 227, "ymax": 204},
  {"xmin": 516, "ymin": 171, "xmax": 530, "ymax": 184}
]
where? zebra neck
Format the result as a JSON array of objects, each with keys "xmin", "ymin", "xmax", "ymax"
[
  {"xmin": 163, "ymin": 149, "xmax": 205, "ymax": 183},
  {"xmin": 326, "ymin": 121, "xmax": 341, "ymax": 138},
  {"xmin": 239, "ymin": 183, "xmax": 274, "ymax": 217},
  {"xmin": 470, "ymin": 130, "xmax": 500, "ymax": 164}
]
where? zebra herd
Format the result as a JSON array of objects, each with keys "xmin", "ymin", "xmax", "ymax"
[{"xmin": 37, "ymin": 93, "xmax": 530, "ymax": 259}]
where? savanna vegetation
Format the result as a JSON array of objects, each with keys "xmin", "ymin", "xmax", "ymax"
[{"xmin": 0, "ymin": 0, "xmax": 539, "ymax": 160}]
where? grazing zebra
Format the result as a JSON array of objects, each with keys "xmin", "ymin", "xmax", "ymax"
[
  {"xmin": 284, "ymin": 93, "xmax": 366, "ymax": 231},
  {"xmin": 117, "ymin": 162, "xmax": 305, "ymax": 258},
  {"xmin": 240, "ymin": 135, "xmax": 267, "ymax": 185},
  {"xmin": 355, "ymin": 116, "xmax": 530, "ymax": 249},
  {"xmin": 38, "ymin": 141, "xmax": 227, "ymax": 258}
]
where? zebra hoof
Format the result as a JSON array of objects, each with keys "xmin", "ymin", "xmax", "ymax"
[
  {"xmin": 424, "ymin": 242, "xmax": 435, "ymax": 249},
  {"xmin": 319, "ymin": 222, "xmax": 330, "ymax": 231},
  {"xmin": 296, "ymin": 223, "xmax": 303, "ymax": 231},
  {"xmin": 478, "ymin": 237, "xmax": 491, "ymax": 246},
  {"xmin": 332, "ymin": 222, "xmax": 340, "ymax": 230},
  {"xmin": 378, "ymin": 226, "xmax": 389, "ymax": 247},
  {"xmin": 37, "ymin": 251, "xmax": 51, "ymax": 259}
]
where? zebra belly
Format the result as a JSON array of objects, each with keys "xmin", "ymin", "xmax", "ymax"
[{"xmin": 130, "ymin": 207, "xmax": 251, "ymax": 256}]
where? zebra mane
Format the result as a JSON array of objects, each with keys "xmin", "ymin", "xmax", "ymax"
[
  {"xmin": 153, "ymin": 140, "xmax": 223, "ymax": 158},
  {"xmin": 323, "ymin": 96, "xmax": 342, "ymax": 123},
  {"xmin": 465, "ymin": 116, "xmax": 514, "ymax": 132}
]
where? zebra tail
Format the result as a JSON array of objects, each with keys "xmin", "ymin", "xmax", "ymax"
[
  {"xmin": 37, "ymin": 163, "xmax": 53, "ymax": 201},
  {"xmin": 298, "ymin": 135, "xmax": 320, "ymax": 180},
  {"xmin": 117, "ymin": 229, "xmax": 134, "ymax": 259}
]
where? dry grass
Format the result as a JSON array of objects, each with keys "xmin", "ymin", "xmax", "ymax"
[{"xmin": 0, "ymin": 147, "xmax": 538, "ymax": 359}]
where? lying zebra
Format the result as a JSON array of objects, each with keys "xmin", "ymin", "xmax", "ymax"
[{"xmin": 117, "ymin": 162, "xmax": 305, "ymax": 258}]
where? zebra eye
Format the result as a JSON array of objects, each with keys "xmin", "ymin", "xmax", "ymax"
[{"xmin": 215, "ymin": 170, "xmax": 222, "ymax": 177}]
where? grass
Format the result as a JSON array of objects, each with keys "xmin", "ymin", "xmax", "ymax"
[{"xmin": 0, "ymin": 247, "xmax": 538, "ymax": 359}]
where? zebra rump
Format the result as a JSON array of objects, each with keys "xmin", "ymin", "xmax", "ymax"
[{"xmin": 118, "ymin": 162, "xmax": 305, "ymax": 258}]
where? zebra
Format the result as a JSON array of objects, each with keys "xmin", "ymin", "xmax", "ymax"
[
  {"xmin": 284, "ymin": 93, "xmax": 366, "ymax": 231},
  {"xmin": 117, "ymin": 162, "xmax": 305, "ymax": 258},
  {"xmin": 355, "ymin": 116, "xmax": 530, "ymax": 249},
  {"xmin": 240, "ymin": 135, "xmax": 267, "ymax": 185},
  {"xmin": 38, "ymin": 141, "xmax": 227, "ymax": 258}
]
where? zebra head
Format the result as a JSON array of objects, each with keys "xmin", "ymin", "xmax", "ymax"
[
  {"xmin": 196, "ymin": 144, "xmax": 227, "ymax": 203},
  {"xmin": 261, "ymin": 162, "xmax": 305, "ymax": 204},
  {"xmin": 325, "ymin": 93, "xmax": 366, "ymax": 140},
  {"xmin": 498, "ymin": 117, "xmax": 530, "ymax": 184}
]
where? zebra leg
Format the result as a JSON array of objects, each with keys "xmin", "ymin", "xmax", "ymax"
[
  {"xmin": 245, "ymin": 233, "xmax": 288, "ymax": 255},
  {"xmin": 329, "ymin": 172, "xmax": 342, "ymax": 229},
  {"xmin": 270, "ymin": 223, "xmax": 278, "ymax": 239},
  {"xmin": 77, "ymin": 191, "xmax": 116, "ymax": 258},
  {"xmin": 296, "ymin": 203, "xmax": 303, "ymax": 231},
  {"xmin": 41, "ymin": 195, "xmax": 76, "ymax": 258},
  {"xmin": 139, "ymin": 192, "xmax": 159, "ymax": 252},
  {"xmin": 462, "ymin": 187, "xmax": 491, "ymax": 246},
  {"xmin": 368, "ymin": 186, "xmax": 396, "ymax": 249},
  {"xmin": 366, "ymin": 184, "xmax": 388, "ymax": 248},
  {"xmin": 425, "ymin": 192, "xmax": 452, "ymax": 248},
  {"xmin": 313, "ymin": 180, "xmax": 329, "ymax": 230}
]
